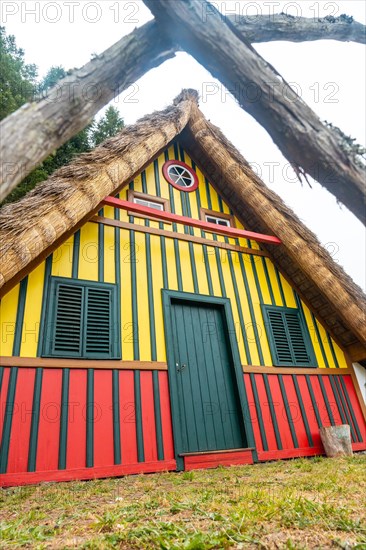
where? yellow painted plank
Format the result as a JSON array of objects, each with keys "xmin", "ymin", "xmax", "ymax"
[
  {"xmin": 313, "ymin": 316, "xmax": 338, "ymax": 369},
  {"xmin": 0, "ymin": 284, "xmax": 20, "ymax": 356},
  {"xmin": 103, "ymin": 205, "xmax": 115, "ymax": 220},
  {"xmin": 178, "ymin": 241, "xmax": 194, "ymax": 293},
  {"xmin": 265, "ymin": 259, "xmax": 283, "ymax": 307},
  {"xmin": 332, "ymin": 340, "xmax": 348, "ymax": 369},
  {"xmin": 134, "ymin": 231, "xmax": 151, "ymax": 361},
  {"xmin": 220, "ymin": 250, "xmax": 247, "ymax": 364},
  {"xmin": 280, "ymin": 273, "xmax": 297, "ymax": 308},
  {"xmin": 78, "ymin": 222, "xmax": 99, "ymax": 281},
  {"xmin": 193, "ymin": 243, "xmax": 209, "ymax": 296},
  {"xmin": 301, "ymin": 302, "xmax": 326, "ymax": 368},
  {"xmin": 165, "ymin": 238, "xmax": 178, "ymax": 291},
  {"xmin": 206, "ymin": 246, "xmax": 223, "ymax": 297},
  {"xmin": 232, "ymin": 253, "xmax": 260, "ymax": 366},
  {"xmin": 51, "ymin": 236, "xmax": 73, "ymax": 278},
  {"xmin": 104, "ymin": 225, "xmax": 116, "ymax": 284},
  {"xmin": 242, "ymin": 258, "xmax": 272, "ymax": 366},
  {"xmin": 150, "ymin": 235, "xmax": 166, "ymax": 362},
  {"xmin": 252, "ymin": 257, "xmax": 272, "ymax": 306},
  {"xmin": 120, "ymin": 228, "xmax": 134, "ymax": 360},
  {"xmin": 20, "ymin": 263, "xmax": 45, "ymax": 358}
]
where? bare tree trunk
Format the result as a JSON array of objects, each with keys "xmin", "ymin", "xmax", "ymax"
[
  {"xmin": 229, "ymin": 13, "xmax": 365, "ymax": 44},
  {"xmin": 144, "ymin": 0, "xmax": 366, "ymax": 224},
  {"xmin": 1, "ymin": 9, "xmax": 364, "ymax": 205},
  {"xmin": 0, "ymin": 21, "xmax": 176, "ymax": 202}
]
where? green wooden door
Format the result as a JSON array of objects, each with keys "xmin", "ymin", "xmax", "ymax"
[{"xmin": 170, "ymin": 300, "xmax": 246, "ymax": 453}]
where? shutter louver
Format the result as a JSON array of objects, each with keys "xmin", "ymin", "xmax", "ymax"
[
  {"xmin": 286, "ymin": 312, "xmax": 311, "ymax": 365},
  {"xmin": 267, "ymin": 310, "xmax": 292, "ymax": 364},
  {"xmin": 53, "ymin": 284, "xmax": 83, "ymax": 355},
  {"xmin": 85, "ymin": 288, "xmax": 111, "ymax": 357}
]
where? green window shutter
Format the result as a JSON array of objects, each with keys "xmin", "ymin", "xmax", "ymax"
[
  {"xmin": 84, "ymin": 287, "xmax": 112, "ymax": 357},
  {"xmin": 263, "ymin": 306, "xmax": 316, "ymax": 367},
  {"xmin": 52, "ymin": 284, "xmax": 84, "ymax": 357},
  {"xmin": 43, "ymin": 277, "xmax": 120, "ymax": 359}
]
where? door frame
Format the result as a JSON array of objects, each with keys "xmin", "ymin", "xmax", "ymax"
[{"xmin": 162, "ymin": 290, "xmax": 256, "ymax": 470}]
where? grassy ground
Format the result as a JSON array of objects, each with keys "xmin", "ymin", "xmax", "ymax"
[{"xmin": 1, "ymin": 455, "xmax": 365, "ymax": 549}]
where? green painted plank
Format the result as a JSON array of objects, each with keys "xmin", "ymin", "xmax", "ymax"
[
  {"xmin": 112, "ymin": 370, "xmax": 122, "ymax": 465},
  {"xmin": 130, "ymin": 230, "xmax": 139, "ymax": 360},
  {"xmin": 145, "ymin": 233, "xmax": 157, "ymax": 361},
  {"xmin": 153, "ymin": 371, "xmax": 165, "ymax": 460},
  {"xmin": 134, "ymin": 371, "xmax": 145, "ymax": 462},
  {"xmin": 98, "ymin": 208, "xmax": 104, "ymax": 282},
  {"xmin": 339, "ymin": 376, "xmax": 363, "ymax": 442},
  {"xmin": 86, "ymin": 369, "xmax": 94, "ymax": 467},
  {"xmin": 318, "ymin": 375, "xmax": 335, "ymax": 425},
  {"xmin": 58, "ymin": 368, "xmax": 70, "ymax": 470},
  {"xmin": 305, "ymin": 375, "xmax": 322, "ymax": 428},
  {"xmin": 72, "ymin": 231, "xmax": 80, "ymax": 279},
  {"xmin": 27, "ymin": 368, "xmax": 43, "ymax": 472},
  {"xmin": 0, "ymin": 367, "xmax": 18, "ymax": 473}
]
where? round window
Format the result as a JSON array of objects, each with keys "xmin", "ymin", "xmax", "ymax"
[{"xmin": 162, "ymin": 160, "xmax": 199, "ymax": 192}]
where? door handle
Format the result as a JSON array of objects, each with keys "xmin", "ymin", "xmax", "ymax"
[{"xmin": 176, "ymin": 363, "xmax": 187, "ymax": 373}]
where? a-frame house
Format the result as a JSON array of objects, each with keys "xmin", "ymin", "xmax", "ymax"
[{"xmin": 0, "ymin": 90, "xmax": 365, "ymax": 486}]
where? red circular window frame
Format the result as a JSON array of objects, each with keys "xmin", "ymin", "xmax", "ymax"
[{"xmin": 162, "ymin": 160, "xmax": 199, "ymax": 192}]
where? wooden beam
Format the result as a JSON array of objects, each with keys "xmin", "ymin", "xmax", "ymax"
[
  {"xmin": 103, "ymin": 197, "xmax": 281, "ymax": 244},
  {"xmin": 242, "ymin": 365, "xmax": 354, "ymax": 375},
  {"xmin": 0, "ymin": 356, "xmax": 168, "ymax": 371},
  {"xmin": 345, "ymin": 342, "xmax": 366, "ymax": 363},
  {"xmin": 91, "ymin": 216, "xmax": 268, "ymax": 257},
  {"xmin": 143, "ymin": 0, "xmax": 366, "ymax": 224}
]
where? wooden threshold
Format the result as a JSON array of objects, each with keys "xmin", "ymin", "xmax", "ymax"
[
  {"xmin": 91, "ymin": 216, "xmax": 268, "ymax": 257},
  {"xmin": 179, "ymin": 448, "xmax": 255, "ymax": 457}
]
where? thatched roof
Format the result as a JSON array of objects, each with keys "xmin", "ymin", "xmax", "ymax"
[{"xmin": 1, "ymin": 89, "xmax": 365, "ymax": 360}]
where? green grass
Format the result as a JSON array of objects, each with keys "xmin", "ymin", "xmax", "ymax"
[{"xmin": 1, "ymin": 455, "xmax": 366, "ymax": 549}]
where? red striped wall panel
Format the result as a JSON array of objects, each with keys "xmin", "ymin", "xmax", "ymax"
[
  {"xmin": 0, "ymin": 367, "xmax": 176, "ymax": 487},
  {"xmin": 244, "ymin": 372, "xmax": 366, "ymax": 461}
]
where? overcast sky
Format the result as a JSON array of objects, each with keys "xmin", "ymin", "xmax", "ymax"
[{"xmin": 2, "ymin": 0, "xmax": 365, "ymax": 290}]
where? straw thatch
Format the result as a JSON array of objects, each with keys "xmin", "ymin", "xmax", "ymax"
[{"xmin": 0, "ymin": 89, "xmax": 365, "ymax": 358}]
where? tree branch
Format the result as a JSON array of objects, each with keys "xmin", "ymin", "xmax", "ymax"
[
  {"xmin": 230, "ymin": 13, "xmax": 366, "ymax": 44},
  {"xmin": 0, "ymin": 21, "xmax": 176, "ymax": 202},
  {"xmin": 143, "ymin": 0, "xmax": 366, "ymax": 224}
]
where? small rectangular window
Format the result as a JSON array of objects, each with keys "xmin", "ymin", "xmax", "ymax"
[
  {"xmin": 262, "ymin": 305, "xmax": 316, "ymax": 367},
  {"xmin": 205, "ymin": 215, "xmax": 231, "ymax": 227},
  {"xmin": 42, "ymin": 277, "xmax": 120, "ymax": 359},
  {"xmin": 134, "ymin": 198, "xmax": 164, "ymax": 211}
]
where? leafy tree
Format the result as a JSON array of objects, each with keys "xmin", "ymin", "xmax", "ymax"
[
  {"xmin": 92, "ymin": 106, "xmax": 125, "ymax": 146},
  {"xmin": 0, "ymin": 26, "xmax": 37, "ymax": 120},
  {"xmin": 0, "ymin": 48, "xmax": 124, "ymax": 205}
]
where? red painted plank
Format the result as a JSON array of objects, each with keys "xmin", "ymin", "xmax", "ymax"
[
  {"xmin": 343, "ymin": 376, "xmax": 366, "ymax": 442},
  {"xmin": 103, "ymin": 197, "xmax": 282, "ymax": 245},
  {"xmin": 281, "ymin": 375, "xmax": 309, "ymax": 448},
  {"xmin": 36, "ymin": 369, "xmax": 62, "ymax": 472},
  {"xmin": 184, "ymin": 450, "xmax": 253, "ymax": 471},
  {"xmin": 0, "ymin": 459, "xmax": 177, "ymax": 487},
  {"xmin": 94, "ymin": 370, "xmax": 114, "ymax": 467},
  {"xmin": 158, "ymin": 371, "xmax": 175, "ymax": 460},
  {"xmin": 140, "ymin": 371, "xmax": 158, "ymax": 463},
  {"xmin": 7, "ymin": 368, "xmax": 36, "ymax": 473},
  {"xmin": 268, "ymin": 375, "xmax": 294, "ymax": 450},
  {"xmin": 255, "ymin": 374, "xmax": 278, "ymax": 451},
  {"xmin": 310, "ymin": 377, "xmax": 332, "ymax": 427},
  {"xmin": 119, "ymin": 371, "xmax": 138, "ymax": 465},
  {"xmin": 0, "ymin": 368, "xmax": 11, "ymax": 443},
  {"xmin": 67, "ymin": 370, "xmax": 87, "ymax": 470},
  {"xmin": 243, "ymin": 374, "xmax": 263, "ymax": 453},
  {"xmin": 296, "ymin": 375, "xmax": 322, "ymax": 448}
]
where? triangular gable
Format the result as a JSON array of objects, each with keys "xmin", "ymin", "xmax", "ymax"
[{"xmin": 0, "ymin": 90, "xmax": 365, "ymax": 360}]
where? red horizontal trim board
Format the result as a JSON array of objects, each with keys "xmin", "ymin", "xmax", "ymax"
[
  {"xmin": 184, "ymin": 450, "xmax": 254, "ymax": 471},
  {"xmin": 0, "ymin": 459, "xmax": 177, "ymax": 488},
  {"xmin": 257, "ymin": 441, "xmax": 366, "ymax": 462},
  {"xmin": 103, "ymin": 197, "xmax": 282, "ymax": 245}
]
